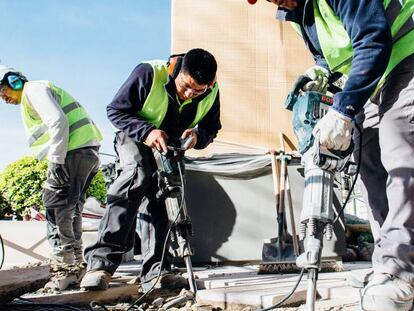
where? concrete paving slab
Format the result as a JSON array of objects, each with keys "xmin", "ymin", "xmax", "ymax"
[
  {"xmin": 193, "ymin": 262, "xmax": 372, "ymax": 310},
  {"xmin": 9, "ymin": 259, "xmax": 373, "ymax": 310},
  {"xmin": 0, "ymin": 264, "xmax": 50, "ymax": 303},
  {"xmin": 22, "ymin": 276, "xmax": 140, "ymax": 306}
]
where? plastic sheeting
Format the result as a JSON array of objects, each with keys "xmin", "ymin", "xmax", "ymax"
[
  {"xmin": 185, "ymin": 153, "xmax": 301, "ymax": 179},
  {"xmin": 186, "ymin": 153, "xmax": 271, "ymax": 178}
]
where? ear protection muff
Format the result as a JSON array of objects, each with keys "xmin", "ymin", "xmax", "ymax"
[
  {"xmin": 167, "ymin": 53, "xmax": 186, "ymax": 78},
  {"xmin": 2, "ymin": 72, "xmax": 26, "ymax": 90}
]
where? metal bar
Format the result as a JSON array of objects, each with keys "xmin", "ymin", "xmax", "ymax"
[
  {"xmin": 184, "ymin": 256, "xmax": 197, "ymax": 295},
  {"xmin": 306, "ymin": 268, "xmax": 318, "ymax": 311}
]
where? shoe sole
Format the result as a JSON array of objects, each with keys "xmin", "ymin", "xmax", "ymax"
[{"xmin": 361, "ymin": 295, "xmax": 413, "ymax": 311}]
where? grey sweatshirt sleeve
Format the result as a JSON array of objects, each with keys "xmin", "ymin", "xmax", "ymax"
[{"xmin": 23, "ymin": 81, "xmax": 69, "ymax": 164}]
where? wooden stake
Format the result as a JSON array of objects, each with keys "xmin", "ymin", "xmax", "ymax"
[
  {"xmin": 286, "ymin": 173, "xmax": 300, "ymax": 255},
  {"xmin": 280, "ymin": 132, "xmax": 300, "ymax": 255}
]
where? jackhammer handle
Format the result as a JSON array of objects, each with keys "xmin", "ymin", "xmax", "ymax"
[
  {"xmin": 292, "ymin": 75, "xmax": 312, "ymax": 95},
  {"xmin": 180, "ymin": 135, "xmax": 194, "ymax": 150},
  {"xmin": 327, "ymin": 71, "xmax": 343, "ymax": 94},
  {"xmin": 328, "ymin": 71, "xmax": 342, "ymax": 94},
  {"xmin": 292, "ymin": 72, "xmax": 342, "ymax": 95}
]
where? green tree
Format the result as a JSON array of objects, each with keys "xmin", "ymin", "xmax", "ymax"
[
  {"xmin": 0, "ymin": 156, "xmax": 106, "ymax": 217},
  {"xmin": 0, "ymin": 192, "xmax": 12, "ymax": 219},
  {"xmin": 86, "ymin": 169, "xmax": 106, "ymax": 204},
  {"xmin": 0, "ymin": 157, "xmax": 47, "ymax": 216}
]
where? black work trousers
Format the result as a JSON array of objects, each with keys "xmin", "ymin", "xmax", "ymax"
[{"xmin": 84, "ymin": 132, "xmax": 169, "ymax": 281}]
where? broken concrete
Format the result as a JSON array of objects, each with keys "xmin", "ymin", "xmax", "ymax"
[
  {"xmin": 23, "ymin": 281, "xmax": 140, "ymax": 306},
  {"xmin": 0, "ymin": 262, "xmax": 50, "ymax": 303},
  {"xmin": 42, "ymin": 261, "xmax": 87, "ymax": 291}
]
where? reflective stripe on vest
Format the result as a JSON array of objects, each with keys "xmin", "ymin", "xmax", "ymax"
[
  {"xmin": 21, "ymin": 81, "xmax": 103, "ymax": 159},
  {"xmin": 140, "ymin": 60, "xmax": 219, "ymax": 128},
  {"xmin": 312, "ymin": 0, "xmax": 414, "ymax": 86}
]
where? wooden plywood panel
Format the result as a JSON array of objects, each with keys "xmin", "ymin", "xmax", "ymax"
[{"xmin": 171, "ymin": 0, "xmax": 313, "ymax": 155}]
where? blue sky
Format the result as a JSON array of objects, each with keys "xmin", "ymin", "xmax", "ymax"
[{"xmin": 0, "ymin": 0, "xmax": 171, "ymax": 170}]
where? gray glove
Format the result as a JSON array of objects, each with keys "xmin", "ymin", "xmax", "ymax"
[
  {"xmin": 302, "ymin": 65, "xmax": 330, "ymax": 93},
  {"xmin": 47, "ymin": 162, "xmax": 69, "ymax": 185}
]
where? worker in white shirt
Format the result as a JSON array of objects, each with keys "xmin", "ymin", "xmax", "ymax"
[{"xmin": 0, "ymin": 65, "xmax": 103, "ymax": 264}]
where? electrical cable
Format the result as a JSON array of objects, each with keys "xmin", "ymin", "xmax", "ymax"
[
  {"xmin": 98, "ymin": 152, "xmax": 117, "ymax": 158},
  {"xmin": 3, "ymin": 128, "xmax": 361, "ymax": 311},
  {"xmin": 126, "ymin": 152, "xmax": 187, "ymax": 311},
  {"xmin": 88, "ymin": 300, "xmax": 109, "ymax": 311},
  {"xmin": 0, "ymin": 233, "xmax": 4, "ymax": 270},
  {"xmin": 9, "ymin": 297, "xmax": 83, "ymax": 311},
  {"xmin": 257, "ymin": 124, "xmax": 362, "ymax": 311},
  {"xmin": 125, "ymin": 225, "xmax": 173, "ymax": 310},
  {"xmin": 333, "ymin": 123, "xmax": 362, "ymax": 224},
  {"xmin": 257, "ymin": 268, "xmax": 305, "ymax": 311},
  {"xmin": 4, "ymin": 150, "xmax": 187, "ymax": 311}
]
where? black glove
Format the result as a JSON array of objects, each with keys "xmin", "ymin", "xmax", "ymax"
[{"xmin": 47, "ymin": 162, "xmax": 69, "ymax": 186}]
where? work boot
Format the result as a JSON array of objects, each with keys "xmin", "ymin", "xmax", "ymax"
[
  {"xmin": 80, "ymin": 270, "xmax": 112, "ymax": 291},
  {"xmin": 347, "ymin": 269, "xmax": 374, "ymax": 288},
  {"xmin": 141, "ymin": 273, "xmax": 188, "ymax": 293},
  {"xmin": 50, "ymin": 250, "xmax": 76, "ymax": 265},
  {"xmin": 74, "ymin": 249, "xmax": 85, "ymax": 264},
  {"xmin": 361, "ymin": 273, "xmax": 414, "ymax": 311}
]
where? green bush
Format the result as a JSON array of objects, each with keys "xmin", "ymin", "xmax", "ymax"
[
  {"xmin": 86, "ymin": 169, "xmax": 106, "ymax": 204},
  {"xmin": 0, "ymin": 156, "xmax": 107, "ymax": 217},
  {"xmin": 0, "ymin": 156, "xmax": 47, "ymax": 216},
  {"xmin": 0, "ymin": 192, "xmax": 12, "ymax": 219}
]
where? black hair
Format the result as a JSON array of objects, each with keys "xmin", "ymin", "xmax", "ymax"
[{"xmin": 181, "ymin": 48, "xmax": 217, "ymax": 86}]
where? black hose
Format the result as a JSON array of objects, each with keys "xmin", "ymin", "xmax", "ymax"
[
  {"xmin": 89, "ymin": 300, "xmax": 109, "ymax": 311},
  {"xmin": 126, "ymin": 160, "xmax": 187, "ymax": 311},
  {"xmin": 334, "ymin": 123, "xmax": 362, "ymax": 224},
  {"xmin": 259, "ymin": 124, "xmax": 362, "ymax": 311},
  {"xmin": 98, "ymin": 152, "xmax": 116, "ymax": 158},
  {"xmin": 257, "ymin": 268, "xmax": 305, "ymax": 311},
  {"xmin": 0, "ymin": 233, "xmax": 4, "ymax": 270},
  {"xmin": 8, "ymin": 297, "xmax": 83, "ymax": 311}
]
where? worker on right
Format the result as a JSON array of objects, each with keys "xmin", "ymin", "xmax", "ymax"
[{"xmin": 258, "ymin": 0, "xmax": 414, "ymax": 310}]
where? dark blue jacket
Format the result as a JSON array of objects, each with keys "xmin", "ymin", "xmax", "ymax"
[
  {"xmin": 107, "ymin": 63, "xmax": 221, "ymax": 149},
  {"xmin": 276, "ymin": 0, "xmax": 392, "ymax": 118}
]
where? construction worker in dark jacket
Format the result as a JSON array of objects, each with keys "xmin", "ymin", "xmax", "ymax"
[
  {"xmin": 256, "ymin": 0, "xmax": 414, "ymax": 310},
  {"xmin": 81, "ymin": 48, "xmax": 221, "ymax": 291}
]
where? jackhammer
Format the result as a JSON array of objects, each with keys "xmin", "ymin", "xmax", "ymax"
[
  {"xmin": 285, "ymin": 75, "xmax": 357, "ymax": 311},
  {"xmin": 153, "ymin": 136, "xmax": 198, "ymax": 301},
  {"xmin": 121, "ymin": 136, "xmax": 197, "ymax": 311}
]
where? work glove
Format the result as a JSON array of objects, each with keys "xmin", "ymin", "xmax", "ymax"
[
  {"xmin": 303, "ymin": 65, "xmax": 330, "ymax": 94},
  {"xmin": 47, "ymin": 162, "xmax": 69, "ymax": 186},
  {"xmin": 312, "ymin": 109, "xmax": 353, "ymax": 151},
  {"xmin": 180, "ymin": 129, "xmax": 197, "ymax": 150}
]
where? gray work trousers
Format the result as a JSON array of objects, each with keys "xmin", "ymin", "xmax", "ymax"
[
  {"xmin": 354, "ymin": 55, "xmax": 414, "ymax": 284},
  {"xmin": 43, "ymin": 147, "xmax": 100, "ymax": 263},
  {"xmin": 84, "ymin": 132, "xmax": 169, "ymax": 281}
]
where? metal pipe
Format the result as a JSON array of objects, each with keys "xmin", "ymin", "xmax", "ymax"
[
  {"xmin": 306, "ymin": 268, "xmax": 318, "ymax": 311},
  {"xmin": 184, "ymin": 255, "xmax": 197, "ymax": 295}
]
